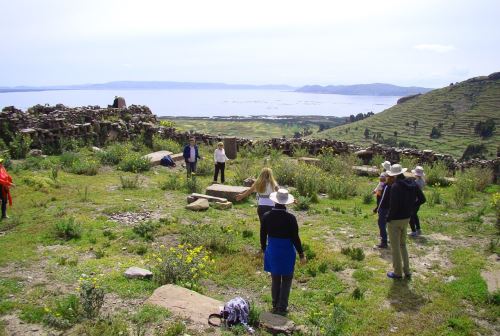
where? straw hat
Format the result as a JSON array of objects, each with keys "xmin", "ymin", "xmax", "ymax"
[
  {"xmin": 381, "ymin": 161, "xmax": 391, "ymax": 171},
  {"xmin": 411, "ymin": 166, "xmax": 425, "ymax": 177},
  {"xmin": 386, "ymin": 164, "xmax": 408, "ymax": 176},
  {"xmin": 269, "ymin": 188, "xmax": 295, "ymax": 205}
]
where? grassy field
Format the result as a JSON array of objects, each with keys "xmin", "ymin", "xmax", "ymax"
[
  {"xmin": 0, "ymin": 143, "xmax": 499, "ymax": 335},
  {"xmin": 310, "ymin": 77, "xmax": 500, "ymax": 159}
]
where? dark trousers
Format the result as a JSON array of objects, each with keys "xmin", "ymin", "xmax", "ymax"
[
  {"xmin": 213, "ymin": 162, "xmax": 225, "ymax": 183},
  {"xmin": 1, "ymin": 191, "xmax": 6, "ymax": 218},
  {"xmin": 186, "ymin": 161, "xmax": 197, "ymax": 177},
  {"xmin": 257, "ymin": 205, "xmax": 273, "ymax": 227},
  {"xmin": 409, "ymin": 205, "xmax": 421, "ymax": 232},
  {"xmin": 378, "ymin": 208, "xmax": 389, "ymax": 244},
  {"xmin": 271, "ymin": 274, "xmax": 293, "ymax": 311}
]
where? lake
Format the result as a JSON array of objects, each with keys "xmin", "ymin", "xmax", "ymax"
[{"xmin": 0, "ymin": 89, "xmax": 400, "ymax": 117}]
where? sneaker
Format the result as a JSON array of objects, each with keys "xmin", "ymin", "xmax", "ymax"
[
  {"xmin": 409, "ymin": 231, "xmax": 418, "ymax": 238},
  {"xmin": 416, "ymin": 230, "xmax": 422, "ymax": 236},
  {"xmin": 387, "ymin": 271, "xmax": 403, "ymax": 279}
]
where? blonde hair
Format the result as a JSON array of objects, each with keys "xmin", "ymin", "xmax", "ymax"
[
  {"xmin": 217, "ymin": 142, "xmax": 224, "ymax": 147},
  {"xmin": 254, "ymin": 168, "xmax": 277, "ymax": 194}
]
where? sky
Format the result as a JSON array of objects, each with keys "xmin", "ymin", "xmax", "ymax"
[{"xmin": 1, "ymin": 0, "xmax": 499, "ymax": 88}]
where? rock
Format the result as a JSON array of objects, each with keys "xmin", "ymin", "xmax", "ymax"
[
  {"xmin": 144, "ymin": 150, "xmax": 172, "ymax": 166},
  {"xmin": 259, "ymin": 312, "xmax": 295, "ymax": 335},
  {"xmin": 124, "ymin": 267, "xmax": 153, "ymax": 279},
  {"xmin": 27, "ymin": 149, "xmax": 43, "ymax": 157},
  {"xmin": 298, "ymin": 157, "xmax": 321, "ymax": 166},
  {"xmin": 146, "ymin": 284, "xmax": 223, "ymax": 328},
  {"xmin": 352, "ymin": 165, "xmax": 380, "ymax": 177},
  {"xmin": 212, "ymin": 201, "xmax": 233, "ymax": 210},
  {"xmin": 91, "ymin": 146, "xmax": 103, "ymax": 152},
  {"xmin": 185, "ymin": 198, "xmax": 209, "ymax": 211},
  {"xmin": 188, "ymin": 193, "xmax": 228, "ymax": 203},
  {"xmin": 206, "ymin": 185, "xmax": 250, "ymax": 202},
  {"xmin": 481, "ymin": 270, "xmax": 500, "ymax": 293},
  {"xmin": 170, "ymin": 153, "xmax": 184, "ymax": 163},
  {"xmin": 223, "ymin": 137, "xmax": 237, "ymax": 159}
]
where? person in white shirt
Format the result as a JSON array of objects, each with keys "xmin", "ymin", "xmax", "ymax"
[{"xmin": 213, "ymin": 142, "xmax": 229, "ymax": 183}]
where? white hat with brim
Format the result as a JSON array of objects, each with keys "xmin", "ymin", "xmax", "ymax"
[
  {"xmin": 270, "ymin": 188, "xmax": 295, "ymax": 205},
  {"xmin": 381, "ymin": 161, "xmax": 391, "ymax": 171},
  {"xmin": 411, "ymin": 166, "xmax": 425, "ymax": 177},
  {"xmin": 386, "ymin": 164, "xmax": 408, "ymax": 176}
]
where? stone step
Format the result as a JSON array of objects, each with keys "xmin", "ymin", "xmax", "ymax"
[
  {"xmin": 352, "ymin": 165, "xmax": 380, "ymax": 177},
  {"xmin": 185, "ymin": 198, "xmax": 209, "ymax": 211},
  {"xmin": 298, "ymin": 157, "xmax": 320, "ymax": 166},
  {"xmin": 143, "ymin": 150, "xmax": 173, "ymax": 166},
  {"xmin": 187, "ymin": 193, "xmax": 228, "ymax": 204},
  {"xmin": 146, "ymin": 284, "xmax": 223, "ymax": 329},
  {"xmin": 171, "ymin": 153, "xmax": 184, "ymax": 162},
  {"xmin": 205, "ymin": 184, "xmax": 250, "ymax": 202}
]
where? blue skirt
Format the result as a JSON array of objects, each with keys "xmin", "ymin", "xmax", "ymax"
[{"xmin": 264, "ymin": 237, "xmax": 296, "ymax": 275}]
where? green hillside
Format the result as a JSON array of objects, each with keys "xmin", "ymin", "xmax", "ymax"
[{"xmin": 312, "ymin": 74, "xmax": 500, "ymax": 159}]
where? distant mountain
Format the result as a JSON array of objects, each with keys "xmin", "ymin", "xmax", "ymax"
[
  {"xmin": 297, "ymin": 83, "xmax": 433, "ymax": 96},
  {"xmin": 310, "ymin": 72, "xmax": 500, "ymax": 159},
  {"xmin": 0, "ymin": 81, "xmax": 295, "ymax": 93}
]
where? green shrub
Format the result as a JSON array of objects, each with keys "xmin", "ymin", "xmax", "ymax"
[
  {"xmin": 424, "ymin": 161, "xmax": 450, "ymax": 186},
  {"xmin": 452, "ymin": 171, "xmax": 475, "ymax": 208},
  {"xmin": 272, "ymin": 159, "xmax": 298, "ymax": 186},
  {"xmin": 131, "ymin": 304, "xmax": 171, "ymax": 325},
  {"xmin": 97, "ymin": 143, "xmax": 132, "ymax": 165},
  {"xmin": 161, "ymin": 321, "xmax": 186, "ymax": 336},
  {"xmin": 326, "ymin": 176, "xmax": 357, "ymax": 199},
  {"xmin": 182, "ymin": 224, "xmax": 237, "ymax": 254},
  {"xmin": 242, "ymin": 229, "xmax": 254, "ymax": 238},
  {"xmin": 194, "ymin": 158, "xmax": 213, "ymax": 176},
  {"xmin": 319, "ymin": 152, "xmax": 357, "ymax": 176},
  {"xmin": 461, "ymin": 167, "xmax": 493, "ymax": 192},
  {"xmin": 428, "ymin": 187, "xmax": 442, "ymax": 206},
  {"xmin": 184, "ymin": 175, "xmax": 201, "ymax": 194},
  {"xmin": 152, "ymin": 135, "xmax": 182, "ymax": 153},
  {"xmin": 120, "ymin": 175, "xmax": 141, "ymax": 189},
  {"xmin": 54, "ymin": 217, "xmax": 82, "ymax": 240},
  {"xmin": 160, "ymin": 173, "xmax": 182, "ymax": 190},
  {"xmin": 133, "ymin": 221, "xmax": 160, "ymax": 241},
  {"xmin": 302, "ymin": 244, "xmax": 316, "ymax": 260},
  {"xmin": 9, "ymin": 134, "xmax": 32, "ymax": 159},
  {"xmin": 232, "ymin": 159, "xmax": 256, "ymax": 185},
  {"xmin": 362, "ymin": 191, "xmax": 373, "ymax": 204},
  {"xmin": 70, "ymin": 158, "xmax": 99, "ymax": 176},
  {"xmin": 351, "ymin": 287, "xmax": 365, "ymax": 300},
  {"xmin": 43, "ymin": 294, "xmax": 81, "ymax": 329},
  {"xmin": 295, "ymin": 164, "xmax": 322, "ymax": 202},
  {"xmin": 341, "ymin": 246, "xmax": 365, "ymax": 261},
  {"xmin": 78, "ymin": 276, "xmax": 105, "ymax": 319},
  {"xmin": 60, "ymin": 151, "xmax": 81, "ymax": 167},
  {"xmin": 292, "ymin": 146, "xmax": 309, "ymax": 158},
  {"xmin": 76, "ymin": 316, "xmax": 129, "ymax": 336},
  {"xmin": 294, "ymin": 195, "xmax": 312, "ymax": 211},
  {"xmin": 118, "ymin": 152, "xmax": 150, "ymax": 173},
  {"xmin": 22, "ymin": 175, "xmax": 55, "ymax": 191},
  {"xmin": 150, "ymin": 244, "xmax": 211, "ymax": 289}
]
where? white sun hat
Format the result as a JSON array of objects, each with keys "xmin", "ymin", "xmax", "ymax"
[
  {"xmin": 411, "ymin": 166, "xmax": 425, "ymax": 177},
  {"xmin": 386, "ymin": 164, "xmax": 408, "ymax": 176},
  {"xmin": 269, "ymin": 188, "xmax": 295, "ymax": 205},
  {"xmin": 381, "ymin": 161, "xmax": 391, "ymax": 171}
]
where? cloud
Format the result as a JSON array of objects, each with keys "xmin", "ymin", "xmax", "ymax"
[{"xmin": 413, "ymin": 44, "xmax": 456, "ymax": 53}]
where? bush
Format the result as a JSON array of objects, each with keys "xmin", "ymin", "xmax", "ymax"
[
  {"xmin": 118, "ymin": 152, "xmax": 151, "ymax": 173},
  {"xmin": 161, "ymin": 321, "xmax": 186, "ymax": 336},
  {"xmin": 452, "ymin": 172, "xmax": 475, "ymax": 208},
  {"xmin": 461, "ymin": 167, "xmax": 493, "ymax": 192},
  {"xmin": 319, "ymin": 151, "xmax": 358, "ymax": 175},
  {"xmin": 341, "ymin": 246, "xmax": 365, "ymax": 261},
  {"xmin": 43, "ymin": 294, "xmax": 81, "ymax": 329},
  {"xmin": 9, "ymin": 134, "xmax": 32, "ymax": 159},
  {"xmin": 54, "ymin": 217, "xmax": 82, "ymax": 240},
  {"xmin": 424, "ymin": 161, "xmax": 450, "ymax": 186},
  {"xmin": 133, "ymin": 221, "xmax": 160, "ymax": 241},
  {"xmin": 232, "ymin": 159, "xmax": 257, "ymax": 185},
  {"xmin": 160, "ymin": 173, "xmax": 182, "ymax": 190},
  {"xmin": 295, "ymin": 164, "xmax": 322, "ymax": 202},
  {"xmin": 272, "ymin": 159, "xmax": 298, "ymax": 186},
  {"xmin": 149, "ymin": 244, "xmax": 212, "ymax": 289},
  {"xmin": 78, "ymin": 275, "xmax": 105, "ymax": 319},
  {"xmin": 326, "ymin": 176, "xmax": 357, "ymax": 199},
  {"xmin": 428, "ymin": 187, "xmax": 442, "ymax": 206},
  {"xmin": 194, "ymin": 158, "xmax": 213, "ymax": 177},
  {"xmin": 362, "ymin": 192, "xmax": 373, "ymax": 204},
  {"xmin": 152, "ymin": 135, "xmax": 182, "ymax": 153},
  {"xmin": 182, "ymin": 224, "xmax": 237, "ymax": 254},
  {"xmin": 77, "ymin": 317, "xmax": 129, "ymax": 336},
  {"xmin": 97, "ymin": 143, "xmax": 132, "ymax": 165},
  {"xmin": 294, "ymin": 195, "xmax": 312, "ymax": 211},
  {"xmin": 462, "ymin": 144, "xmax": 487, "ymax": 160},
  {"xmin": 184, "ymin": 175, "xmax": 201, "ymax": 194},
  {"xmin": 69, "ymin": 158, "xmax": 99, "ymax": 176},
  {"xmin": 120, "ymin": 175, "xmax": 141, "ymax": 189}
]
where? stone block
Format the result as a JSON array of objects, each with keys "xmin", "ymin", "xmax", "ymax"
[
  {"xmin": 146, "ymin": 284, "xmax": 223, "ymax": 328},
  {"xmin": 143, "ymin": 150, "xmax": 172, "ymax": 166},
  {"xmin": 259, "ymin": 312, "xmax": 295, "ymax": 335},
  {"xmin": 212, "ymin": 201, "xmax": 233, "ymax": 210},
  {"xmin": 189, "ymin": 193, "xmax": 228, "ymax": 203},
  {"xmin": 185, "ymin": 198, "xmax": 209, "ymax": 211},
  {"xmin": 205, "ymin": 185, "xmax": 250, "ymax": 202},
  {"xmin": 170, "ymin": 153, "xmax": 184, "ymax": 162},
  {"xmin": 298, "ymin": 157, "xmax": 320, "ymax": 166},
  {"xmin": 352, "ymin": 165, "xmax": 380, "ymax": 177},
  {"xmin": 124, "ymin": 267, "xmax": 153, "ymax": 279}
]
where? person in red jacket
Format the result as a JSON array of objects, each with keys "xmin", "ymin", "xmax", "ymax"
[{"xmin": 0, "ymin": 158, "xmax": 14, "ymax": 219}]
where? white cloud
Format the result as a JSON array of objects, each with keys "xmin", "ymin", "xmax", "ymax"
[{"xmin": 413, "ymin": 44, "xmax": 456, "ymax": 53}]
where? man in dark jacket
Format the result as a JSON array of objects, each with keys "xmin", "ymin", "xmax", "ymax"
[
  {"xmin": 386, "ymin": 164, "xmax": 426, "ymax": 279},
  {"xmin": 182, "ymin": 138, "xmax": 201, "ymax": 177}
]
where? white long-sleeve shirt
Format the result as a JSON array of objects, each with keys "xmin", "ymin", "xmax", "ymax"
[{"xmin": 214, "ymin": 148, "xmax": 229, "ymax": 163}]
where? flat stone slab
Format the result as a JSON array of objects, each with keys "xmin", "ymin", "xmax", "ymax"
[
  {"xmin": 259, "ymin": 312, "xmax": 295, "ymax": 335},
  {"xmin": 298, "ymin": 157, "xmax": 320, "ymax": 166},
  {"xmin": 352, "ymin": 165, "xmax": 380, "ymax": 177},
  {"xmin": 124, "ymin": 266, "xmax": 153, "ymax": 279},
  {"xmin": 171, "ymin": 153, "xmax": 184, "ymax": 162},
  {"xmin": 188, "ymin": 193, "xmax": 228, "ymax": 203},
  {"xmin": 185, "ymin": 198, "xmax": 209, "ymax": 211},
  {"xmin": 206, "ymin": 185, "xmax": 250, "ymax": 202},
  {"xmin": 211, "ymin": 201, "xmax": 233, "ymax": 210},
  {"xmin": 146, "ymin": 284, "xmax": 223, "ymax": 327},
  {"xmin": 481, "ymin": 270, "xmax": 500, "ymax": 293},
  {"xmin": 143, "ymin": 150, "xmax": 172, "ymax": 166}
]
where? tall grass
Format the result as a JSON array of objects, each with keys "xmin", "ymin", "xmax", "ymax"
[{"xmin": 424, "ymin": 161, "xmax": 451, "ymax": 186}]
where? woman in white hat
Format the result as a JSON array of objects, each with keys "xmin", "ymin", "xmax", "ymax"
[
  {"xmin": 261, "ymin": 188, "xmax": 306, "ymax": 315},
  {"xmin": 409, "ymin": 166, "xmax": 426, "ymax": 237}
]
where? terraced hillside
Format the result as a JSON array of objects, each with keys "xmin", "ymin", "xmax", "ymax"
[{"xmin": 311, "ymin": 73, "xmax": 500, "ymax": 159}]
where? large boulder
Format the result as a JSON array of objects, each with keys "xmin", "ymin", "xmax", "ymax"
[
  {"xmin": 146, "ymin": 284, "xmax": 223, "ymax": 328},
  {"xmin": 205, "ymin": 185, "xmax": 250, "ymax": 202},
  {"xmin": 124, "ymin": 267, "xmax": 153, "ymax": 279},
  {"xmin": 185, "ymin": 198, "xmax": 209, "ymax": 211}
]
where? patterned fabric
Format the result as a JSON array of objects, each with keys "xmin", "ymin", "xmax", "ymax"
[{"xmin": 222, "ymin": 297, "xmax": 254, "ymax": 333}]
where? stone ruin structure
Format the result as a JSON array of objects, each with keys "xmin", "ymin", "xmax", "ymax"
[
  {"xmin": 0, "ymin": 103, "xmax": 497, "ymax": 181},
  {"xmin": 0, "ymin": 104, "xmax": 158, "ymax": 151}
]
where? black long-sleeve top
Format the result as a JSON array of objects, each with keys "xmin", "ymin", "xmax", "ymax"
[
  {"xmin": 260, "ymin": 205, "xmax": 304, "ymax": 257},
  {"xmin": 374, "ymin": 184, "xmax": 391, "ymax": 212},
  {"xmin": 387, "ymin": 177, "xmax": 426, "ymax": 222}
]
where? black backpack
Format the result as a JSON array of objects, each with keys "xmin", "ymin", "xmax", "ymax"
[{"xmin": 160, "ymin": 155, "xmax": 176, "ymax": 167}]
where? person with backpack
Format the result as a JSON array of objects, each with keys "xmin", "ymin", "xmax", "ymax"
[
  {"xmin": 385, "ymin": 164, "xmax": 426, "ymax": 279},
  {"xmin": 0, "ymin": 158, "xmax": 14, "ymax": 220},
  {"xmin": 261, "ymin": 188, "xmax": 306, "ymax": 315},
  {"xmin": 183, "ymin": 137, "xmax": 202, "ymax": 178}
]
